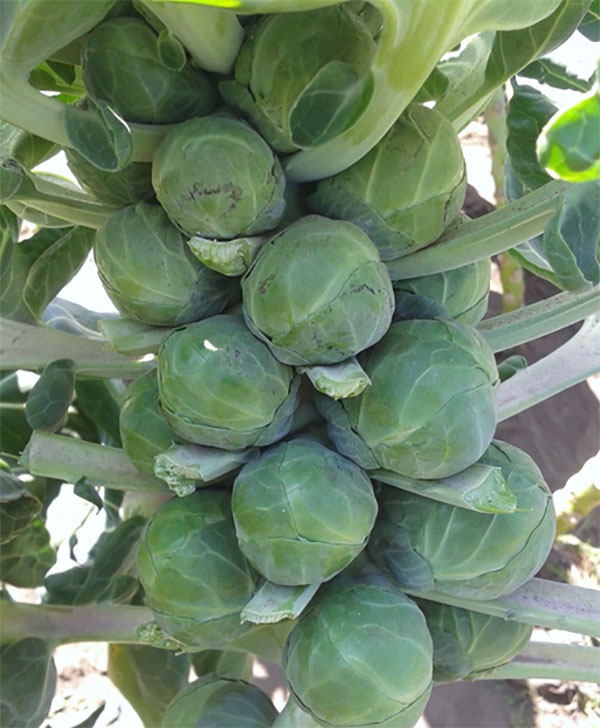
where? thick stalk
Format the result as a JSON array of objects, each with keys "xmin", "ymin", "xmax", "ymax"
[
  {"xmin": 0, "ymin": 602, "xmax": 153, "ymax": 645},
  {"xmin": 142, "ymin": 1, "xmax": 244, "ymax": 73},
  {"xmin": 478, "ymin": 286, "xmax": 600, "ymax": 352},
  {"xmin": 0, "ymin": 318, "xmax": 149, "ymax": 378},
  {"xmin": 387, "ymin": 180, "xmax": 568, "ymax": 279},
  {"xmin": 496, "ymin": 315, "xmax": 600, "ymax": 420},
  {"xmin": 22, "ymin": 431, "xmax": 168, "ymax": 493},
  {"xmin": 403, "ymin": 577, "xmax": 600, "ymax": 637},
  {"xmin": 479, "ymin": 642, "xmax": 600, "ymax": 683}
]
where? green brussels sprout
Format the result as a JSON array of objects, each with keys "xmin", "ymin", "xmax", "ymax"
[
  {"xmin": 316, "ymin": 318, "xmax": 498, "ymax": 478},
  {"xmin": 307, "ymin": 104, "xmax": 467, "ymax": 261},
  {"xmin": 157, "ymin": 315, "xmax": 300, "ymax": 450},
  {"xmin": 368, "ymin": 441, "xmax": 556, "ymax": 600},
  {"xmin": 94, "ymin": 202, "xmax": 239, "ymax": 326},
  {"xmin": 393, "ymin": 258, "xmax": 491, "ymax": 326},
  {"xmin": 242, "ymin": 215, "xmax": 394, "ymax": 366},
  {"xmin": 136, "ymin": 489, "xmax": 257, "ymax": 648},
  {"xmin": 81, "ymin": 17, "xmax": 215, "ymax": 124},
  {"xmin": 119, "ymin": 371, "xmax": 181, "ymax": 479},
  {"xmin": 283, "ymin": 575, "xmax": 432, "ymax": 727},
  {"xmin": 152, "ymin": 116, "xmax": 286, "ymax": 239},
  {"xmin": 161, "ymin": 674, "xmax": 278, "ymax": 728},
  {"xmin": 415, "ymin": 599, "xmax": 533, "ymax": 682},
  {"xmin": 65, "ymin": 148, "xmax": 154, "ymax": 207},
  {"xmin": 219, "ymin": 6, "xmax": 378, "ymax": 153},
  {"xmin": 232, "ymin": 438, "xmax": 378, "ymax": 585}
]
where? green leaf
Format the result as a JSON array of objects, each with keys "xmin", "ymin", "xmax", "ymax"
[
  {"xmin": 537, "ymin": 92, "xmax": 600, "ymax": 181},
  {"xmin": 0, "ymin": 518, "xmax": 56, "ymax": 587},
  {"xmin": 0, "ymin": 638, "xmax": 57, "ymax": 728},
  {"xmin": 22, "ymin": 226, "xmax": 95, "ymax": 321},
  {"xmin": 290, "ymin": 62, "xmax": 374, "ymax": 148},
  {"xmin": 44, "ymin": 516, "xmax": 145, "ymax": 606},
  {"xmin": 437, "ymin": 0, "xmax": 589, "ymax": 129},
  {"xmin": 74, "ymin": 378, "xmax": 123, "ymax": 446},
  {"xmin": 519, "ymin": 58, "xmax": 593, "ymax": 92},
  {"xmin": 25, "ymin": 359, "xmax": 74, "ymax": 432},
  {"xmin": 74, "ymin": 477, "xmax": 103, "ymax": 510},
  {"xmin": 0, "ymin": 121, "xmax": 58, "ymax": 170},
  {"xmin": 107, "ymin": 643, "xmax": 190, "ymax": 728},
  {"xmin": 506, "ymin": 83, "xmax": 556, "ymax": 191},
  {"xmin": 64, "ymin": 101, "xmax": 132, "ymax": 172},
  {"xmin": 43, "ymin": 298, "xmax": 110, "ymax": 341},
  {"xmin": 578, "ymin": 0, "xmax": 600, "ymax": 40},
  {"xmin": 498, "ymin": 355, "xmax": 528, "ymax": 382},
  {"xmin": 156, "ymin": 30, "xmax": 187, "ymax": 72},
  {"xmin": 0, "ymin": 470, "xmax": 41, "ymax": 545}
]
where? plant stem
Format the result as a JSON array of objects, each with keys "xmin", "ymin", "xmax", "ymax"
[
  {"xmin": 22, "ymin": 431, "xmax": 168, "ymax": 493},
  {"xmin": 0, "ymin": 318, "xmax": 149, "ymax": 378},
  {"xmin": 0, "ymin": 602, "xmax": 153, "ymax": 645},
  {"xmin": 141, "ymin": 1, "xmax": 244, "ymax": 73},
  {"xmin": 387, "ymin": 180, "xmax": 569, "ymax": 279},
  {"xmin": 479, "ymin": 642, "xmax": 600, "ymax": 683},
  {"xmin": 496, "ymin": 314, "xmax": 600, "ymax": 420},
  {"xmin": 479, "ymin": 286, "xmax": 600, "ymax": 352},
  {"xmin": 403, "ymin": 577, "xmax": 600, "ymax": 637}
]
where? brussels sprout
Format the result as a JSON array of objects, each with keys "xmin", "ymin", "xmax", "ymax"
[
  {"xmin": 157, "ymin": 315, "xmax": 300, "ymax": 450},
  {"xmin": 219, "ymin": 6, "xmax": 378, "ymax": 153},
  {"xmin": 152, "ymin": 116, "xmax": 286, "ymax": 239},
  {"xmin": 283, "ymin": 575, "xmax": 432, "ymax": 727},
  {"xmin": 232, "ymin": 438, "xmax": 377, "ymax": 585},
  {"xmin": 416, "ymin": 599, "xmax": 533, "ymax": 682},
  {"xmin": 65, "ymin": 148, "xmax": 154, "ymax": 207},
  {"xmin": 119, "ymin": 371, "xmax": 181, "ymax": 479},
  {"xmin": 81, "ymin": 17, "xmax": 215, "ymax": 124},
  {"xmin": 368, "ymin": 441, "xmax": 556, "ymax": 600},
  {"xmin": 317, "ymin": 318, "xmax": 498, "ymax": 479},
  {"xmin": 242, "ymin": 215, "xmax": 394, "ymax": 366},
  {"xmin": 393, "ymin": 258, "xmax": 491, "ymax": 326},
  {"xmin": 136, "ymin": 489, "xmax": 257, "ymax": 648},
  {"xmin": 308, "ymin": 104, "xmax": 467, "ymax": 261},
  {"xmin": 161, "ymin": 674, "xmax": 278, "ymax": 728},
  {"xmin": 94, "ymin": 202, "xmax": 239, "ymax": 326}
]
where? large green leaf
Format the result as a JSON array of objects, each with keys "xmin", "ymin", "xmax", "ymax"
[
  {"xmin": 25, "ymin": 359, "xmax": 74, "ymax": 432},
  {"xmin": 0, "ymin": 518, "xmax": 56, "ymax": 587}
]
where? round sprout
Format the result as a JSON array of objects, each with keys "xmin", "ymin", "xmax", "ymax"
[
  {"xmin": 242, "ymin": 215, "xmax": 394, "ymax": 365},
  {"xmin": 65, "ymin": 148, "xmax": 153, "ymax": 207},
  {"xmin": 368, "ymin": 441, "xmax": 556, "ymax": 600},
  {"xmin": 136, "ymin": 489, "xmax": 257, "ymax": 648},
  {"xmin": 308, "ymin": 104, "xmax": 467, "ymax": 261},
  {"xmin": 393, "ymin": 258, "xmax": 491, "ymax": 326},
  {"xmin": 415, "ymin": 599, "xmax": 533, "ymax": 682},
  {"xmin": 152, "ymin": 116, "xmax": 286, "ymax": 239},
  {"xmin": 157, "ymin": 315, "xmax": 300, "ymax": 450},
  {"xmin": 81, "ymin": 18, "xmax": 215, "ymax": 124},
  {"xmin": 232, "ymin": 439, "xmax": 378, "ymax": 585},
  {"xmin": 94, "ymin": 202, "xmax": 239, "ymax": 326},
  {"xmin": 219, "ymin": 5, "xmax": 378, "ymax": 153},
  {"xmin": 283, "ymin": 575, "xmax": 432, "ymax": 727},
  {"xmin": 317, "ymin": 318, "xmax": 498, "ymax": 479},
  {"xmin": 161, "ymin": 675, "xmax": 278, "ymax": 728},
  {"xmin": 119, "ymin": 371, "xmax": 180, "ymax": 479}
]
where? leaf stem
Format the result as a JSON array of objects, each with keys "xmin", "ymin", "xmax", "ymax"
[
  {"xmin": 22, "ymin": 431, "xmax": 168, "ymax": 493},
  {"xmin": 479, "ymin": 641, "xmax": 600, "ymax": 683},
  {"xmin": 479, "ymin": 286, "xmax": 600, "ymax": 352},
  {"xmin": 496, "ymin": 315, "xmax": 600, "ymax": 420},
  {"xmin": 387, "ymin": 181, "xmax": 569, "ymax": 279},
  {"xmin": 403, "ymin": 577, "xmax": 600, "ymax": 637}
]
